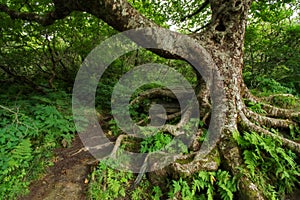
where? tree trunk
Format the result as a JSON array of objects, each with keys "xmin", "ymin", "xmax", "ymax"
[{"xmin": 172, "ymin": 1, "xmax": 266, "ymax": 198}]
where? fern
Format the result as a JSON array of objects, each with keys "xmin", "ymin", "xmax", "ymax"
[
  {"xmin": 152, "ymin": 186, "xmax": 163, "ymax": 200},
  {"xmin": 11, "ymin": 139, "xmax": 32, "ymax": 161},
  {"xmin": 140, "ymin": 132, "xmax": 173, "ymax": 153},
  {"xmin": 235, "ymin": 131, "xmax": 300, "ymax": 199},
  {"xmin": 247, "ymin": 101, "xmax": 267, "ymax": 114},
  {"xmin": 0, "ymin": 90, "xmax": 76, "ymax": 199},
  {"xmin": 216, "ymin": 170, "xmax": 237, "ymax": 200},
  {"xmin": 168, "ymin": 170, "xmax": 236, "ymax": 200}
]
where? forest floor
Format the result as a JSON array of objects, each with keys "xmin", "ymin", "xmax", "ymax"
[
  {"xmin": 18, "ymin": 133, "xmax": 300, "ymax": 200},
  {"xmin": 20, "ymin": 134, "xmax": 96, "ymax": 200}
]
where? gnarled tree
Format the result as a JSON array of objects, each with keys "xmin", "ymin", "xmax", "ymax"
[{"xmin": 1, "ymin": 0, "xmax": 299, "ymax": 199}]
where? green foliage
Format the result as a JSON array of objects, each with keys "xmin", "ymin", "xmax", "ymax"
[
  {"xmin": 88, "ymin": 162, "xmax": 131, "ymax": 199},
  {"xmin": 244, "ymin": 18, "xmax": 300, "ymax": 94},
  {"xmin": 234, "ymin": 131, "xmax": 300, "ymax": 199},
  {"xmin": 0, "ymin": 90, "xmax": 75, "ymax": 199},
  {"xmin": 152, "ymin": 186, "xmax": 163, "ymax": 200},
  {"xmin": 168, "ymin": 170, "xmax": 237, "ymax": 200},
  {"xmin": 250, "ymin": 1, "xmax": 297, "ymax": 23},
  {"xmin": 131, "ymin": 180, "xmax": 163, "ymax": 200},
  {"xmin": 0, "ymin": 138, "xmax": 33, "ymax": 198},
  {"xmin": 0, "ymin": 1, "xmax": 299, "ymax": 199},
  {"xmin": 140, "ymin": 131, "xmax": 189, "ymax": 154},
  {"xmin": 128, "ymin": 0, "xmax": 169, "ymax": 27},
  {"xmin": 269, "ymin": 95, "xmax": 299, "ymax": 109},
  {"xmin": 140, "ymin": 132, "xmax": 173, "ymax": 153},
  {"xmin": 108, "ymin": 119, "xmax": 123, "ymax": 136},
  {"xmin": 247, "ymin": 101, "xmax": 267, "ymax": 114},
  {"xmin": 1, "ymin": 8, "xmax": 116, "ymax": 90},
  {"xmin": 88, "ymin": 161, "xmax": 164, "ymax": 200},
  {"xmin": 89, "ymin": 162, "xmax": 236, "ymax": 200},
  {"xmin": 289, "ymin": 124, "xmax": 300, "ymax": 140},
  {"xmin": 243, "ymin": 74, "xmax": 296, "ymax": 96}
]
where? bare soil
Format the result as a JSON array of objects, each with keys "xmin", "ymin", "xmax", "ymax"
[
  {"xmin": 18, "ymin": 133, "xmax": 300, "ymax": 200},
  {"xmin": 20, "ymin": 135, "xmax": 96, "ymax": 200}
]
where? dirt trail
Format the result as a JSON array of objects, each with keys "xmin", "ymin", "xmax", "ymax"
[
  {"xmin": 20, "ymin": 135, "xmax": 96, "ymax": 200},
  {"xmin": 19, "ymin": 133, "xmax": 300, "ymax": 200}
]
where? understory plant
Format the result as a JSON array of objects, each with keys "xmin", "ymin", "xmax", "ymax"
[
  {"xmin": 88, "ymin": 161, "xmax": 236, "ymax": 200},
  {"xmin": 0, "ymin": 90, "xmax": 75, "ymax": 199},
  {"xmin": 234, "ymin": 131, "xmax": 300, "ymax": 199}
]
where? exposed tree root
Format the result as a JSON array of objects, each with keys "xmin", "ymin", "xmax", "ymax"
[
  {"xmin": 109, "ymin": 134, "xmax": 137, "ymax": 158},
  {"xmin": 170, "ymin": 148, "xmax": 220, "ymax": 176},
  {"xmin": 109, "ymin": 128, "xmax": 222, "ymax": 189},
  {"xmin": 242, "ymin": 107, "xmax": 298, "ymax": 129},
  {"xmin": 164, "ymin": 110, "xmax": 182, "ymax": 120},
  {"xmin": 202, "ymin": 111, "xmax": 211, "ymax": 125},
  {"xmin": 137, "ymin": 109, "xmax": 184, "ymax": 126},
  {"xmin": 243, "ymin": 85, "xmax": 300, "ymax": 119},
  {"xmin": 130, "ymin": 88, "xmax": 177, "ymax": 106},
  {"xmin": 196, "ymin": 77, "xmax": 212, "ymax": 117},
  {"xmin": 239, "ymin": 110, "xmax": 300, "ymax": 155},
  {"xmin": 95, "ymin": 84, "xmax": 299, "ymax": 198},
  {"xmin": 133, "ymin": 149, "xmax": 220, "ymax": 187},
  {"xmin": 250, "ymin": 98, "xmax": 300, "ymax": 120},
  {"xmin": 261, "ymin": 104, "xmax": 300, "ymax": 120},
  {"xmin": 237, "ymin": 176, "xmax": 265, "ymax": 200},
  {"xmin": 236, "ymin": 91, "xmax": 299, "ymax": 153},
  {"xmin": 260, "ymin": 93, "xmax": 296, "ymax": 101},
  {"xmin": 108, "ymin": 110, "xmax": 267, "ymax": 199},
  {"xmin": 218, "ymin": 128, "xmax": 265, "ymax": 200}
]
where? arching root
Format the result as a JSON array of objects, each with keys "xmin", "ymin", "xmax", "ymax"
[
  {"xmin": 238, "ymin": 87, "xmax": 300, "ymax": 154},
  {"xmin": 239, "ymin": 110, "xmax": 300, "ymax": 155},
  {"xmin": 242, "ymin": 107, "xmax": 298, "ymax": 129},
  {"xmin": 243, "ymin": 84, "xmax": 300, "ymax": 120}
]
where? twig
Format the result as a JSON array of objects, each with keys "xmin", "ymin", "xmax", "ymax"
[{"xmin": 181, "ymin": 0, "xmax": 210, "ymax": 22}]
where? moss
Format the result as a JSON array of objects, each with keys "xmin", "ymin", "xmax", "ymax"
[
  {"xmin": 175, "ymin": 156, "xmax": 194, "ymax": 165},
  {"xmin": 238, "ymin": 177, "xmax": 265, "ymax": 200}
]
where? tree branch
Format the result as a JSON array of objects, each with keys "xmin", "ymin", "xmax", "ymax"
[
  {"xmin": 0, "ymin": 0, "xmax": 157, "ymax": 29},
  {"xmin": 0, "ymin": 3, "xmax": 71, "ymax": 26},
  {"xmin": 130, "ymin": 88, "xmax": 177, "ymax": 106},
  {"xmin": 181, "ymin": 0, "xmax": 210, "ymax": 22},
  {"xmin": 79, "ymin": 0, "xmax": 155, "ymax": 30},
  {"xmin": 0, "ymin": 64, "xmax": 45, "ymax": 92},
  {"xmin": 0, "ymin": 0, "xmax": 205, "ymax": 61}
]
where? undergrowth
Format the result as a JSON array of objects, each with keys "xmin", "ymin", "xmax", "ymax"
[
  {"xmin": 0, "ymin": 88, "xmax": 75, "ymax": 199},
  {"xmin": 234, "ymin": 131, "xmax": 300, "ymax": 199},
  {"xmin": 88, "ymin": 161, "xmax": 237, "ymax": 200},
  {"xmin": 88, "ymin": 124, "xmax": 237, "ymax": 199},
  {"xmin": 88, "ymin": 129, "xmax": 300, "ymax": 200}
]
